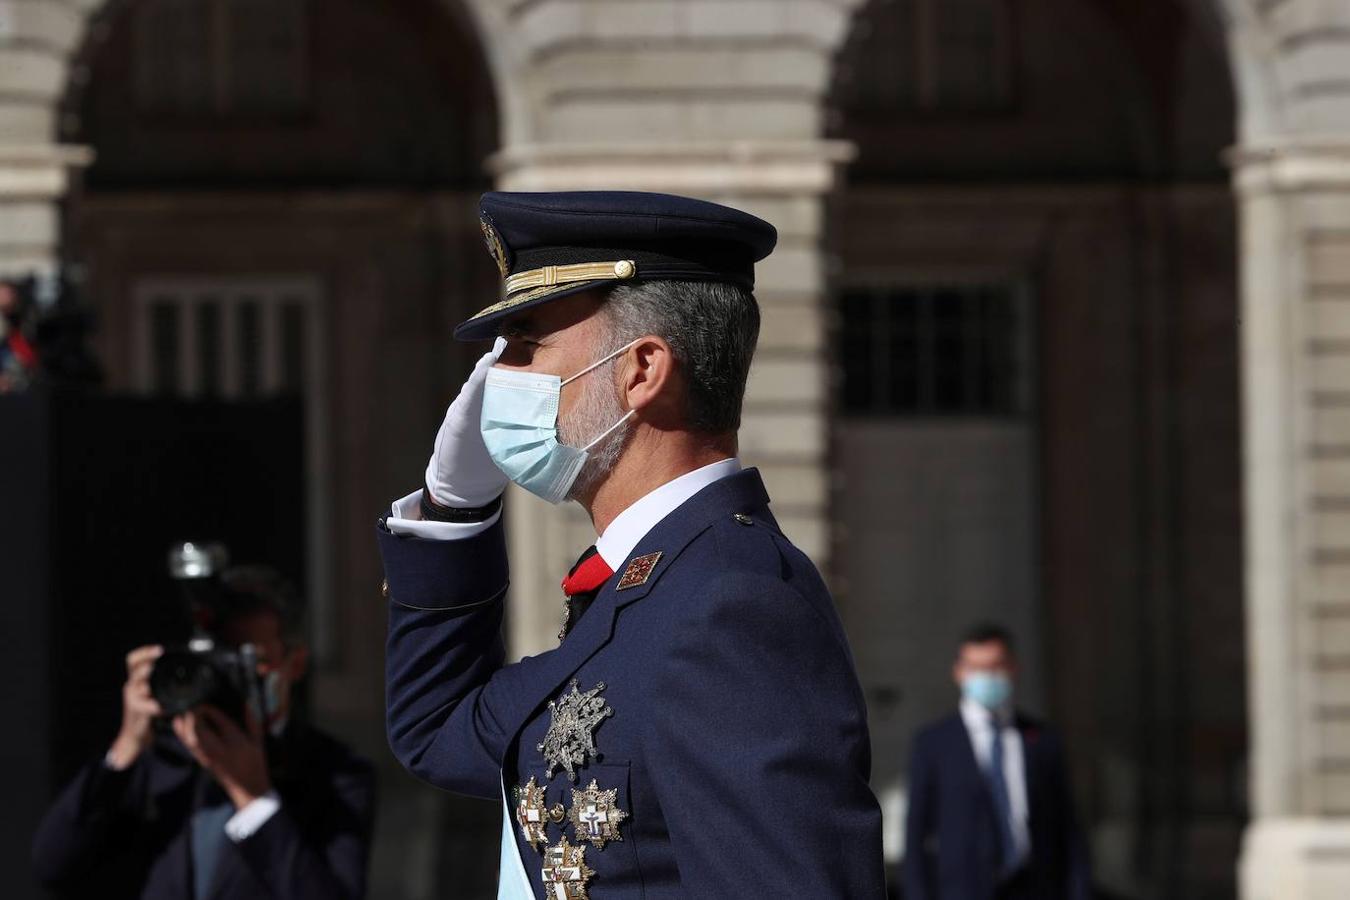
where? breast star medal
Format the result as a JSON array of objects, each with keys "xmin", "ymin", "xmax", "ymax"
[
  {"xmin": 541, "ymin": 838, "xmax": 595, "ymax": 900},
  {"xmin": 515, "ymin": 777, "xmax": 565, "ymax": 852},
  {"xmin": 538, "ymin": 680, "xmax": 614, "ymax": 782},
  {"xmin": 568, "ymin": 778, "xmax": 627, "ymax": 849}
]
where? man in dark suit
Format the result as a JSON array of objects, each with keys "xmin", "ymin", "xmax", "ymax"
[
  {"xmin": 378, "ymin": 191, "xmax": 886, "ymax": 898},
  {"xmin": 902, "ymin": 623, "xmax": 1091, "ymax": 900},
  {"xmin": 32, "ymin": 566, "xmax": 375, "ymax": 899}
]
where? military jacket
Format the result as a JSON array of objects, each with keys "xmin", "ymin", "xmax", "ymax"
[{"xmin": 378, "ymin": 468, "xmax": 886, "ymax": 898}]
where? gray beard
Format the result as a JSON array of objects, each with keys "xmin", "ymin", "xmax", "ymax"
[{"xmin": 558, "ymin": 361, "xmax": 633, "ymax": 501}]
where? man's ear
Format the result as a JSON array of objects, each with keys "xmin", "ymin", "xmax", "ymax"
[{"xmin": 620, "ymin": 335, "xmax": 678, "ymax": 418}]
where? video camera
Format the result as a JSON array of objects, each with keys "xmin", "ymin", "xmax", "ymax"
[{"xmin": 149, "ymin": 542, "xmax": 263, "ymax": 726}]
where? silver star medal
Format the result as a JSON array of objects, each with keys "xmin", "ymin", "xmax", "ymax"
[{"xmin": 538, "ymin": 680, "xmax": 614, "ymax": 781}]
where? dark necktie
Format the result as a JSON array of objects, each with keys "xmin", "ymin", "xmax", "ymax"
[
  {"xmin": 986, "ymin": 712, "xmax": 1020, "ymax": 876},
  {"xmin": 558, "ymin": 545, "xmax": 614, "ymax": 640}
]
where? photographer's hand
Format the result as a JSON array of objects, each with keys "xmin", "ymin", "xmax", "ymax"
[
  {"xmin": 107, "ymin": 645, "xmax": 164, "ymax": 770},
  {"xmin": 173, "ymin": 706, "xmax": 273, "ymax": 810}
]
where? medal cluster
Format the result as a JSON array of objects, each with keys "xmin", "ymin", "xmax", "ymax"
[{"xmin": 514, "ymin": 681, "xmax": 625, "ymax": 899}]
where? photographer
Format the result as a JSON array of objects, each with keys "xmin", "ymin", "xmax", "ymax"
[{"xmin": 32, "ymin": 566, "xmax": 375, "ymax": 899}]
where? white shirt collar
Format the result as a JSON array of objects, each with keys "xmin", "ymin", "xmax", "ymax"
[
  {"xmin": 960, "ymin": 696, "xmax": 1013, "ymax": 729},
  {"xmin": 594, "ymin": 458, "xmax": 742, "ymax": 571}
]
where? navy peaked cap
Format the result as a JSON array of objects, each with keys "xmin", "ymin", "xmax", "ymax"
[{"xmin": 455, "ymin": 191, "xmax": 778, "ymax": 341}]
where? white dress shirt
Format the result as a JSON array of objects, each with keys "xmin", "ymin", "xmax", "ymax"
[
  {"xmin": 385, "ymin": 490, "xmax": 502, "ymax": 540},
  {"xmin": 959, "ymin": 696, "xmax": 1032, "ymax": 870},
  {"xmin": 593, "ymin": 457, "xmax": 741, "ymax": 569},
  {"xmin": 224, "ymin": 791, "xmax": 281, "ymax": 841},
  {"xmin": 387, "ymin": 458, "xmax": 743, "ymax": 900}
]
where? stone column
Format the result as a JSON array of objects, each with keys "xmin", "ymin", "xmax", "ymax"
[
  {"xmin": 1227, "ymin": 0, "xmax": 1350, "ymax": 892},
  {"xmin": 467, "ymin": 0, "xmax": 866, "ymax": 656},
  {"xmin": 493, "ymin": 141, "xmax": 852, "ymax": 656},
  {"xmin": 1235, "ymin": 138, "xmax": 1350, "ymax": 898},
  {"xmin": 0, "ymin": 0, "xmax": 92, "ymax": 277}
]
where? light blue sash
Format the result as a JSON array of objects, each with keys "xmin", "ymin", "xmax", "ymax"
[{"xmin": 498, "ymin": 781, "xmax": 535, "ymax": 900}]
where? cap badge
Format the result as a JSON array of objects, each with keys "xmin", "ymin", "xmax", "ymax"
[
  {"xmin": 569, "ymin": 778, "xmax": 627, "ymax": 850},
  {"xmin": 539, "ymin": 680, "xmax": 614, "ymax": 782},
  {"xmin": 480, "ymin": 216, "xmax": 510, "ymax": 279},
  {"xmin": 616, "ymin": 551, "xmax": 662, "ymax": 590}
]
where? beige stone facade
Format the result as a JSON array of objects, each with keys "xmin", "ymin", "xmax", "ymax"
[{"xmin": 4, "ymin": 0, "xmax": 1350, "ymax": 896}]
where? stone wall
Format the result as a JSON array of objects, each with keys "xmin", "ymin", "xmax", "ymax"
[{"xmin": 1223, "ymin": 0, "xmax": 1350, "ymax": 896}]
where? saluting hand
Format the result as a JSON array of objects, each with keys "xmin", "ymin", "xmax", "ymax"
[
  {"xmin": 424, "ymin": 336, "xmax": 508, "ymax": 508},
  {"xmin": 173, "ymin": 706, "xmax": 272, "ymax": 810}
]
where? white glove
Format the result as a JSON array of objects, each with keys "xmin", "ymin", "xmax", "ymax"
[{"xmin": 424, "ymin": 337, "xmax": 509, "ymax": 508}]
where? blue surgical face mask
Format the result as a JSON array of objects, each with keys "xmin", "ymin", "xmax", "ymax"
[
  {"xmin": 962, "ymin": 671, "xmax": 1013, "ymax": 711},
  {"xmin": 262, "ymin": 669, "xmax": 284, "ymax": 718},
  {"xmin": 480, "ymin": 339, "xmax": 639, "ymax": 504},
  {"xmin": 245, "ymin": 668, "xmax": 286, "ymax": 729}
]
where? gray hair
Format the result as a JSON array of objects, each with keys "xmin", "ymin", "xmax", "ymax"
[{"xmin": 600, "ymin": 280, "xmax": 760, "ymax": 433}]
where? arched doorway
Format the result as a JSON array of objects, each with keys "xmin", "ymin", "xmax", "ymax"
[
  {"xmin": 58, "ymin": 0, "xmax": 503, "ymax": 893},
  {"xmin": 827, "ymin": 1, "xmax": 1242, "ymax": 896}
]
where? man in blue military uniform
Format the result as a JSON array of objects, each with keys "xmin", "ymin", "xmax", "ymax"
[{"xmin": 377, "ymin": 191, "xmax": 885, "ymax": 898}]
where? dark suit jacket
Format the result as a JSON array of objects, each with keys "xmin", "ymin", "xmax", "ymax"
[
  {"xmin": 32, "ymin": 724, "xmax": 375, "ymax": 900},
  {"xmin": 902, "ymin": 712, "xmax": 1090, "ymax": 900},
  {"xmin": 379, "ymin": 468, "xmax": 887, "ymax": 898}
]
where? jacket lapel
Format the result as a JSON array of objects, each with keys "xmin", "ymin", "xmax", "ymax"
[
  {"xmin": 204, "ymin": 842, "xmax": 248, "ymax": 900},
  {"xmin": 952, "ymin": 713, "xmax": 987, "ymax": 789},
  {"xmin": 497, "ymin": 469, "xmax": 773, "ymax": 747}
]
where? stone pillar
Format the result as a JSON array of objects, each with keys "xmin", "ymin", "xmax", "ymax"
[
  {"xmin": 0, "ymin": 0, "xmax": 92, "ymax": 276},
  {"xmin": 1228, "ymin": 0, "xmax": 1350, "ymax": 892},
  {"xmin": 493, "ymin": 141, "xmax": 852, "ymax": 656},
  {"xmin": 467, "ymin": 0, "xmax": 866, "ymax": 656},
  {"xmin": 1235, "ymin": 139, "xmax": 1350, "ymax": 898}
]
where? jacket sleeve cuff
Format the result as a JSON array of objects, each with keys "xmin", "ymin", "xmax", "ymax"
[{"xmin": 377, "ymin": 511, "xmax": 509, "ymax": 611}]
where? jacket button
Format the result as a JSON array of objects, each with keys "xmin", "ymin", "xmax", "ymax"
[
  {"xmin": 733, "ymin": 513, "xmax": 753, "ymax": 526},
  {"xmin": 381, "ymin": 579, "xmax": 390, "ymax": 600}
]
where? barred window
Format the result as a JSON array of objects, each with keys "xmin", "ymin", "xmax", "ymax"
[
  {"xmin": 839, "ymin": 283, "xmax": 1032, "ymax": 416},
  {"xmin": 134, "ymin": 0, "xmax": 309, "ymax": 117},
  {"xmin": 137, "ymin": 278, "xmax": 318, "ymax": 399}
]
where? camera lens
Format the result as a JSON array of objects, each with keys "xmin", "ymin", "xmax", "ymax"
[{"xmin": 149, "ymin": 651, "xmax": 220, "ymax": 716}]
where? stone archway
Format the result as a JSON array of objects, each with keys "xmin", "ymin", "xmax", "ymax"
[
  {"xmin": 826, "ymin": 1, "xmax": 1242, "ymax": 895},
  {"xmin": 817, "ymin": 0, "xmax": 1350, "ymax": 897},
  {"xmin": 4, "ymin": 2, "xmax": 506, "ymax": 897}
]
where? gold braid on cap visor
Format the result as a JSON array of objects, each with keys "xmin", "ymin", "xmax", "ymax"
[{"xmin": 468, "ymin": 260, "xmax": 637, "ymax": 321}]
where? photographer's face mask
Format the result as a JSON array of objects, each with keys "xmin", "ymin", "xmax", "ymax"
[
  {"xmin": 480, "ymin": 339, "xmax": 639, "ymax": 504},
  {"xmin": 245, "ymin": 667, "xmax": 288, "ymax": 732},
  {"xmin": 262, "ymin": 669, "xmax": 285, "ymax": 718}
]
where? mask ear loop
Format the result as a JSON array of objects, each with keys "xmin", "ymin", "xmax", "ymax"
[
  {"xmin": 560, "ymin": 337, "xmax": 643, "ymax": 387},
  {"xmin": 581, "ymin": 409, "xmax": 636, "ymax": 453},
  {"xmin": 563, "ymin": 337, "xmax": 642, "ymax": 453}
]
